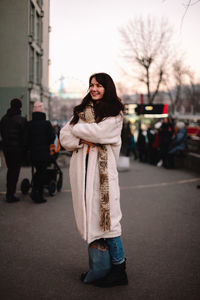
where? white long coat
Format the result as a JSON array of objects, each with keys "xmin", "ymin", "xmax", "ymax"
[{"xmin": 60, "ymin": 115, "xmax": 123, "ymax": 244}]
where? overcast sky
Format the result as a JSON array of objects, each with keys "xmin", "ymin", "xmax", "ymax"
[{"xmin": 49, "ymin": 0, "xmax": 200, "ymax": 95}]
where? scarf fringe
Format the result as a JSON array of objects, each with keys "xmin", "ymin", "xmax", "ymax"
[
  {"xmin": 100, "ymin": 209, "xmax": 111, "ymax": 231},
  {"xmin": 79, "ymin": 103, "xmax": 111, "ymax": 232}
]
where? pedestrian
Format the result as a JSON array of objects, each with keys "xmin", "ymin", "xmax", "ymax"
[
  {"xmin": 151, "ymin": 121, "xmax": 162, "ymax": 165},
  {"xmin": 147, "ymin": 123, "xmax": 156, "ymax": 164},
  {"xmin": 126, "ymin": 130, "xmax": 137, "ymax": 160},
  {"xmin": 60, "ymin": 72, "xmax": 128, "ymax": 287},
  {"xmin": 166, "ymin": 121, "xmax": 187, "ymax": 168},
  {"xmin": 0, "ymin": 98, "xmax": 27, "ymax": 202},
  {"xmin": 157, "ymin": 116, "xmax": 174, "ymax": 167},
  {"xmin": 27, "ymin": 101, "xmax": 55, "ymax": 203},
  {"xmin": 137, "ymin": 127, "xmax": 147, "ymax": 162}
]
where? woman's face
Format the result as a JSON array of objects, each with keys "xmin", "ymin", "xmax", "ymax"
[{"xmin": 89, "ymin": 77, "xmax": 105, "ymax": 100}]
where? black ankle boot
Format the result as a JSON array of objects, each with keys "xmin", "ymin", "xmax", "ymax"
[
  {"xmin": 6, "ymin": 195, "xmax": 20, "ymax": 203},
  {"xmin": 30, "ymin": 188, "xmax": 38, "ymax": 202},
  {"xmin": 31, "ymin": 188, "xmax": 47, "ymax": 203},
  {"xmin": 94, "ymin": 259, "xmax": 128, "ymax": 287}
]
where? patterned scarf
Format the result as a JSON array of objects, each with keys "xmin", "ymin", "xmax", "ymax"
[{"xmin": 78, "ymin": 103, "xmax": 111, "ymax": 231}]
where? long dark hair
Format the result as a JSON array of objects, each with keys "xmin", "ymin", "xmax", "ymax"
[{"xmin": 70, "ymin": 73, "xmax": 124, "ymax": 125}]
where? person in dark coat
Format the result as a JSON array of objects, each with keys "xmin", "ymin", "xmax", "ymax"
[
  {"xmin": 27, "ymin": 101, "xmax": 55, "ymax": 203},
  {"xmin": 0, "ymin": 98, "xmax": 27, "ymax": 202},
  {"xmin": 147, "ymin": 123, "xmax": 156, "ymax": 164},
  {"xmin": 137, "ymin": 128, "xmax": 147, "ymax": 162},
  {"xmin": 157, "ymin": 117, "xmax": 174, "ymax": 167},
  {"xmin": 166, "ymin": 121, "xmax": 187, "ymax": 168},
  {"xmin": 126, "ymin": 132, "xmax": 137, "ymax": 160}
]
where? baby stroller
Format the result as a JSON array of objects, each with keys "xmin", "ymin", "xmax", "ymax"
[{"xmin": 21, "ymin": 137, "xmax": 63, "ymax": 197}]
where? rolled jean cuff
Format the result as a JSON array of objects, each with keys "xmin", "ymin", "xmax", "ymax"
[
  {"xmin": 105, "ymin": 236, "xmax": 125, "ymax": 264},
  {"xmin": 113, "ymin": 258, "xmax": 125, "ymax": 265}
]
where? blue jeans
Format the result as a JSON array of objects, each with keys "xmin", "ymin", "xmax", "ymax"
[{"xmin": 105, "ymin": 236, "xmax": 125, "ymax": 264}]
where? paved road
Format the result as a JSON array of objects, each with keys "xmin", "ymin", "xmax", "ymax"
[{"xmin": 0, "ymin": 160, "xmax": 200, "ymax": 300}]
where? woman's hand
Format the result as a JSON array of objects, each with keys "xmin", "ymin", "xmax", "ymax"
[{"xmin": 79, "ymin": 139, "xmax": 96, "ymax": 147}]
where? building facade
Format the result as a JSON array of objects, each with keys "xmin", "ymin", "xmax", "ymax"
[{"xmin": 0, "ymin": 0, "xmax": 50, "ymax": 119}]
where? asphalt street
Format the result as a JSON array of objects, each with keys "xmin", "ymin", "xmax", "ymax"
[{"xmin": 0, "ymin": 158, "xmax": 200, "ymax": 300}]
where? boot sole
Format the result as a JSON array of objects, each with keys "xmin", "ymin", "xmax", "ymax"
[{"xmin": 94, "ymin": 280, "xmax": 128, "ymax": 288}]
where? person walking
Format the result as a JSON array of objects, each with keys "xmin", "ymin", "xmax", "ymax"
[
  {"xmin": 126, "ymin": 131, "xmax": 137, "ymax": 160},
  {"xmin": 157, "ymin": 116, "xmax": 174, "ymax": 167},
  {"xmin": 60, "ymin": 73, "xmax": 128, "ymax": 287},
  {"xmin": 137, "ymin": 127, "xmax": 147, "ymax": 162},
  {"xmin": 27, "ymin": 101, "xmax": 55, "ymax": 203},
  {"xmin": 0, "ymin": 98, "xmax": 27, "ymax": 202}
]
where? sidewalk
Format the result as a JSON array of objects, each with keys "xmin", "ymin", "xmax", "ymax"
[{"xmin": 0, "ymin": 159, "xmax": 200, "ymax": 300}]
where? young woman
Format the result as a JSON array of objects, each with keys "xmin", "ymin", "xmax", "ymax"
[{"xmin": 60, "ymin": 73, "xmax": 128, "ymax": 287}]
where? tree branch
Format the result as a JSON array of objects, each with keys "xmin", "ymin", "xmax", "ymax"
[{"xmin": 181, "ymin": 0, "xmax": 192, "ymax": 27}]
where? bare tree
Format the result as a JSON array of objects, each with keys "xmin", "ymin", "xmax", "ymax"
[
  {"xmin": 119, "ymin": 16, "xmax": 174, "ymax": 103},
  {"xmin": 182, "ymin": 75, "xmax": 200, "ymax": 114},
  {"xmin": 180, "ymin": 0, "xmax": 200, "ymax": 26},
  {"xmin": 164, "ymin": 59, "xmax": 190, "ymax": 113},
  {"xmin": 163, "ymin": 0, "xmax": 200, "ymax": 25},
  {"xmin": 164, "ymin": 57, "xmax": 199, "ymax": 114}
]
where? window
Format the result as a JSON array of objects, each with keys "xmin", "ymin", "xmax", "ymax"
[
  {"xmin": 29, "ymin": 47, "xmax": 34, "ymax": 83},
  {"xmin": 36, "ymin": 52, "xmax": 41, "ymax": 84},
  {"xmin": 41, "ymin": 20, "xmax": 43, "ymax": 43},
  {"xmin": 30, "ymin": 2, "xmax": 35, "ymax": 37},
  {"xmin": 36, "ymin": 12, "xmax": 41, "ymax": 45}
]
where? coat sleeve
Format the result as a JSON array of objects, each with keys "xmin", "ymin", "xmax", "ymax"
[
  {"xmin": 47, "ymin": 121, "xmax": 56, "ymax": 145},
  {"xmin": 72, "ymin": 115, "xmax": 123, "ymax": 144},
  {"xmin": 60, "ymin": 121, "xmax": 83, "ymax": 151}
]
